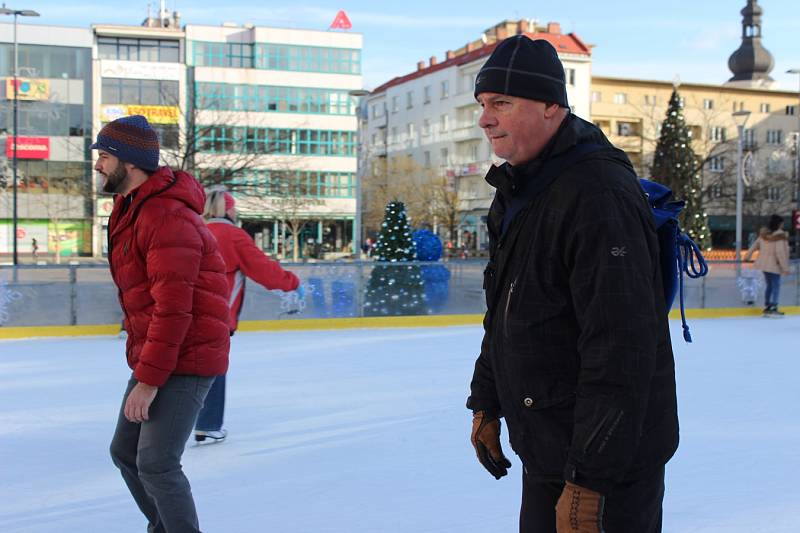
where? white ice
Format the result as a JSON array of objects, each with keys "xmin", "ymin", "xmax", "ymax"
[{"xmin": 1, "ymin": 317, "xmax": 798, "ymax": 532}]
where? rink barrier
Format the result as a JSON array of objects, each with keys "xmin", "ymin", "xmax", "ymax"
[{"xmin": 1, "ymin": 307, "xmax": 798, "ymax": 340}]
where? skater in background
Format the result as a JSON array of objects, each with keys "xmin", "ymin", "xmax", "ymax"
[
  {"xmin": 194, "ymin": 189, "xmax": 302, "ymax": 443},
  {"xmin": 94, "ymin": 115, "xmax": 230, "ymax": 533},
  {"xmin": 745, "ymin": 214, "xmax": 790, "ymax": 317},
  {"xmin": 31, "ymin": 237, "xmax": 39, "ymax": 260}
]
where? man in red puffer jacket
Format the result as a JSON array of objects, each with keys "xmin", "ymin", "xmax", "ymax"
[{"xmin": 94, "ymin": 115, "xmax": 230, "ymax": 533}]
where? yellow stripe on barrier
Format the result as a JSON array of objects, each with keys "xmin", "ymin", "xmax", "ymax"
[
  {"xmin": 0, "ymin": 324, "xmax": 121, "ymax": 340},
  {"xmin": 1, "ymin": 307, "xmax": 797, "ymax": 340},
  {"xmin": 668, "ymin": 306, "xmax": 800, "ymax": 319},
  {"xmin": 236, "ymin": 314, "xmax": 484, "ymax": 332}
]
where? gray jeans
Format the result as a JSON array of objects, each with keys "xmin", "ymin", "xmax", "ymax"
[{"xmin": 110, "ymin": 375, "xmax": 214, "ymax": 533}]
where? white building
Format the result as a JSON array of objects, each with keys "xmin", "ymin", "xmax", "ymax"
[
  {"xmin": 92, "ymin": 11, "xmax": 186, "ymax": 256},
  {"xmin": 363, "ymin": 20, "xmax": 591, "ymax": 252},
  {"xmin": 185, "ymin": 23, "xmax": 363, "ymax": 259}
]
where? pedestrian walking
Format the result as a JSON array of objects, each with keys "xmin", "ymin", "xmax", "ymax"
[
  {"xmin": 93, "ymin": 115, "xmax": 230, "ymax": 533},
  {"xmin": 745, "ymin": 214, "xmax": 790, "ymax": 317},
  {"xmin": 194, "ymin": 189, "xmax": 302, "ymax": 443},
  {"xmin": 467, "ymin": 36, "xmax": 677, "ymax": 533}
]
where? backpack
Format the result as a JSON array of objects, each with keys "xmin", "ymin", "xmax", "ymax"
[{"xmin": 500, "ymin": 142, "xmax": 708, "ymax": 342}]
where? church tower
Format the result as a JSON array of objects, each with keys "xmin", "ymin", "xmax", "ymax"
[{"xmin": 726, "ymin": 0, "xmax": 775, "ymax": 88}]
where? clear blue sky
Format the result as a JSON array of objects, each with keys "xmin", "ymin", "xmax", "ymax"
[{"xmin": 14, "ymin": 0, "xmax": 800, "ymax": 92}]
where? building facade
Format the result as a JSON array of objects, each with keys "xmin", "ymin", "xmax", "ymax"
[
  {"xmin": 92, "ymin": 14, "xmax": 186, "ymax": 256},
  {"xmin": 590, "ymin": 76, "xmax": 798, "ymax": 248},
  {"xmin": 362, "ymin": 19, "xmax": 591, "ymax": 253},
  {"xmin": 0, "ymin": 23, "xmax": 93, "ymax": 259},
  {"xmin": 185, "ymin": 23, "xmax": 363, "ymax": 260}
]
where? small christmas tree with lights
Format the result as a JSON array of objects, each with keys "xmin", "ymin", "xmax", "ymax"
[
  {"xmin": 363, "ymin": 201, "xmax": 426, "ymax": 316},
  {"xmin": 651, "ymin": 88, "xmax": 711, "ymax": 250}
]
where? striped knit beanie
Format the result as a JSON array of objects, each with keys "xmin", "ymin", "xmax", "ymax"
[
  {"xmin": 90, "ymin": 115, "xmax": 160, "ymax": 171},
  {"xmin": 474, "ymin": 35, "xmax": 569, "ymax": 108}
]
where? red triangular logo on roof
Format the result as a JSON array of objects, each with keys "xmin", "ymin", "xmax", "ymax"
[{"xmin": 330, "ymin": 10, "xmax": 352, "ymax": 30}]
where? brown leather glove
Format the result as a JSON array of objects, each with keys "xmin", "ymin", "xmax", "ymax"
[
  {"xmin": 470, "ymin": 410, "xmax": 512, "ymax": 479},
  {"xmin": 555, "ymin": 481, "xmax": 605, "ymax": 533}
]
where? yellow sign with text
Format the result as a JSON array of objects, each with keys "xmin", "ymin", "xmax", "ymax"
[
  {"xmin": 6, "ymin": 78, "xmax": 49, "ymax": 100},
  {"xmin": 100, "ymin": 104, "xmax": 180, "ymax": 125}
]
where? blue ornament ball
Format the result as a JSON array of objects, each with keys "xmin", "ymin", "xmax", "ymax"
[{"xmin": 412, "ymin": 229, "xmax": 443, "ymax": 261}]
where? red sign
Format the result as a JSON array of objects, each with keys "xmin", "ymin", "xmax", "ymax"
[
  {"xmin": 6, "ymin": 136, "xmax": 50, "ymax": 159},
  {"xmin": 330, "ymin": 10, "xmax": 352, "ymax": 30},
  {"xmin": 793, "ymin": 209, "xmax": 800, "ymax": 231}
]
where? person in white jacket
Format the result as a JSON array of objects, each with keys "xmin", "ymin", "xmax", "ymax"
[{"xmin": 745, "ymin": 214, "xmax": 791, "ymax": 316}]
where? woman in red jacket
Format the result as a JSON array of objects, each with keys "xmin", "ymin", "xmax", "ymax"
[{"xmin": 194, "ymin": 189, "xmax": 302, "ymax": 443}]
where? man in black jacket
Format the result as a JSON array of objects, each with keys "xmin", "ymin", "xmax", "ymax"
[{"xmin": 468, "ymin": 35, "xmax": 678, "ymax": 533}]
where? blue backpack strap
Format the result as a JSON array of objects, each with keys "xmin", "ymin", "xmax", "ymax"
[
  {"xmin": 500, "ymin": 142, "xmax": 606, "ymax": 236},
  {"xmin": 676, "ymin": 233, "xmax": 709, "ymax": 342}
]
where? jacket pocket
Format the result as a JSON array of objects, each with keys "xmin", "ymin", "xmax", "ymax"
[{"xmin": 515, "ymin": 386, "xmax": 575, "ymax": 477}]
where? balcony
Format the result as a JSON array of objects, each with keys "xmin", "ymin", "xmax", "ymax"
[{"xmin": 451, "ymin": 122, "xmax": 483, "ymax": 142}]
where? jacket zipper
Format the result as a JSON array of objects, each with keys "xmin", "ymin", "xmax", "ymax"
[
  {"xmin": 582, "ymin": 408, "xmax": 624, "ymax": 457},
  {"xmin": 503, "ymin": 279, "xmax": 516, "ymax": 339}
]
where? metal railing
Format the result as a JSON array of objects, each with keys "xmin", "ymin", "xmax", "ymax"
[{"xmin": 0, "ymin": 260, "xmax": 797, "ymax": 328}]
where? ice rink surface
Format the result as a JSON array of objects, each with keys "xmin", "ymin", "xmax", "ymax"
[{"xmin": 1, "ymin": 317, "xmax": 798, "ymax": 532}]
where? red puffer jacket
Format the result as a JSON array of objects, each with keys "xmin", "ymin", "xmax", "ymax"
[
  {"xmin": 206, "ymin": 218, "xmax": 299, "ymax": 331},
  {"xmin": 108, "ymin": 167, "xmax": 230, "ymax": 387}
]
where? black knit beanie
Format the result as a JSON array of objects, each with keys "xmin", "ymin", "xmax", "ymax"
[{"xmin": 474, "ymin": 35, "xmax": 569, "ymax": 108}]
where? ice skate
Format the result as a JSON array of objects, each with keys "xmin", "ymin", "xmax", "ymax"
[{"xmin": 194, "ymin": 429, "xmax": 227, "ymax": 444}]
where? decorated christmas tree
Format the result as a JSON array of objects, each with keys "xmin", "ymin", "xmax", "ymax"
[
  {"xmin": 363, "ymin": 201, "xmax": 426, "ymax": 316},
  {"xmin": 651, "ymin": 88, "xmax": 711, "ymax": 250}
]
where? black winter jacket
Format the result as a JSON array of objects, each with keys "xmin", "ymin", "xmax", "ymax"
[{"xmin": 468, "ymin": 114, "xmax": 679, "ymax": 494}]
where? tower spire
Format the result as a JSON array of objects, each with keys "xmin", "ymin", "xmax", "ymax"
[{"xmin": 726, "ymin": 0, "xmax": 775, "ymax": 88}]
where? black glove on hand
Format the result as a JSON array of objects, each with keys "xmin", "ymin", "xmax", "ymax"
[{"xmin": 470, "ymin": 410, "xmax": 512, "ymax": 479}]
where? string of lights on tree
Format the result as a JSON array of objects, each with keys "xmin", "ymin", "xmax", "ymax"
[{"xmin": 651, "ymin": 88, "xmax": 712, "ymax": 250}]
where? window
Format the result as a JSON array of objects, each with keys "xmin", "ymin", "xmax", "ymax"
[
  {"xmin": 767, "ymin": 186, "xmax": 781, "ymax": 201},
  {"xmin": 407, "ymin": 123, "xmax": 415, "ymax": 139},
  {"xmin": 424, "ymin": 151, "xmax": 431, "ymax": 167},
  {"xmin": 564, "ymin": 68, "xmax": 576, "ymax": 86},
  {"xmin": 733, "ymin": 101, "xmax": 745, "ymax": 112},
  {"xmin": 766, "ymin": 129, "xmax": 783, "ymax": 144},
  {"xmin": 440, "ymin": 114, "xmax": 449, "ymax": 132},
  {"xmin": 97, "ymin": 37, "xmax": 180, "ymax": 63},
  {"xmin": 742, "ymin": 128, "xmax": 756, "ymax": 148},
  {"xmin": 703, "ymin": 99, "xmax": 714, "ymax": 110},
  {"xmin": 440, "ymin": 147, "xmax": 450, "ymax": 166},
  {"xmin": 470, "ymin": 143, "xmax": 479, "ymax": 162},
  {"xmin": 406, "ymin": 91, "xmax": 414, "ymax": 109},
  {"xmin": 253, "ymin": 43, "xmax": 361, "ymax": 74},
  {"xmin": 422, "ymin": 118, "xmax": 431, "ymax": 136},
  {"xmin": 644, "ymin": 94, "xmax": 657, "ymax": 106},
  {"xmin": 708, "ymin": 126, "xmax": 727, "ymax": 142},
  {"xmin": 196, "ymin": 82, "xmax": 354, "ymax": 115},
  {"xmin": 616, "ymin": 121, "xmax": 636, "ymax": 136},
  {"xmin": 787, "ymin": 105, "xmax": 797, "ymax": 116},
  {"xmin": 760, "ymin": 103, "xmax": 771, "ymax": 113},
  {"xmin": 423, "ymin": 85, "xmax": 431, "ymax": 104},
  {"xmin": 441, "ymin": 80, "xmax": 449, "ymax": 99},
  {"xmin": 710, "ymin": 184, "xmax": 723, "ymax": 198},
  {"xmin": 391, "ymin": 127, "xmax": 398, "ymax": 143},
  {"xmin": 591, "ymin": 91, "xmax": 601, "ymax": 103},
  {"xmin": 195, "ymin": 126, "xmax": 355, "ymax": 156},
  {"xmin": 613, "ymin": 93, "xmax": 627, "ymax": 105},
  {"xmin": 102, "ymin": 78, "xmax": 179, "ymax": 106},
  {"xmin": 392, "ymin": 96, "xmax": 399, "ymax": 113},
  {"xmin": 0, "ymin": 43, "xmax": 91, "ymax": 79},
  {"xmin": 708, "ymin": 156, "xmax": 725, "ymax": 172}
]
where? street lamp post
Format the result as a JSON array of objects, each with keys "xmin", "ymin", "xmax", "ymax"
[
  {"xmin": 348, "ymin": 89, "xmax": 369, "ymax": 257},
  {"xmin": 787, "ymin": 69, "xmax": 800, "ymax": 258},
  {"xmin": 733, "ymin": 110, "xmax": 751, "ymax": 275},
  {"xmin": 1, "ymin": 5, "xmax": 40, "ymax": 265}
]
